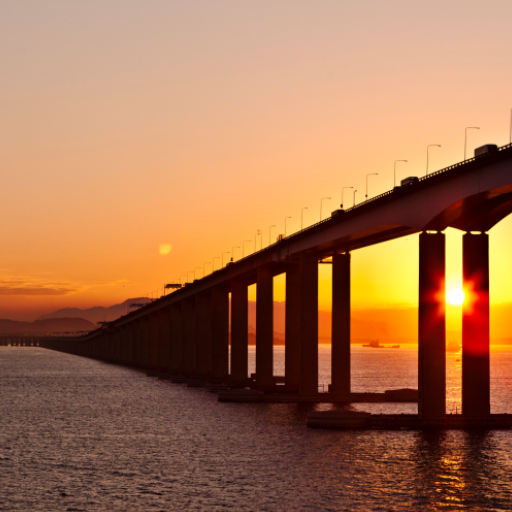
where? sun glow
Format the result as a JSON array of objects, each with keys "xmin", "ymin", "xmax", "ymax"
[{"xmin": 448, "ymin": 289, "xmax": 465, "ymax": 306}]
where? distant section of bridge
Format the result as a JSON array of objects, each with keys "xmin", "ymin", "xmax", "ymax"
[{"xmin": 32, "ymin": 143, "xmax": 512, "ymax": 423}]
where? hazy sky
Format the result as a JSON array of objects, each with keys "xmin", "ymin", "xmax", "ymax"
[{"xmin": 2, "ymin": 1, "xmax": 512, "ymax": 325}]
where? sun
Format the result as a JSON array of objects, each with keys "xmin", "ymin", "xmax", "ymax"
[{"xmin": 447, "ymin": 289, "xmax": 465, "ymax": 306}]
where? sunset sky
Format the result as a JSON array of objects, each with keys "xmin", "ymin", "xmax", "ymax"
[{"xmin": 2, "ymin": 1, "xmax": 512, "ymax": 342}]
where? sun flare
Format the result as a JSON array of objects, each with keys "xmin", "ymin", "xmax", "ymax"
[{"xmin": 447, "ymin": 289, "xmax": 465, "ymax": 306}]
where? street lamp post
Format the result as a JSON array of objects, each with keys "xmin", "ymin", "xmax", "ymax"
[
  {"xmin": 212, "ymin": 256, "xmax": 220, "ymax": 271},
  {"xmin": 426, "ymin": 144, "xmax": 441, "ymax": 175},
  {"xmin": 284, "ymin": 216, "xmax": 291, "ymax": 236},
  {"xmin": 222, "ymin": 252, "xmax": 230, "ymax": 267},
  {"xmin": 242, "ymin": 240, "xmax": 251, "ymax": 257},
  {"xmin": 341, "ymin": 187, "xmax": 353, "ymax": 209},
  {"xmin": 231, "ymin": 246, "xmax": 240, "ymax": 261},
  {"xmin": 254, "ymin": 230, "xmax": 261, "ymax": 252},
  {"xmin": 301, "ymin": 207, "xmax": 308, "ymax": 230},
  {"xmin": 320, "ymin": 197, "xmax": 331, "ymax": 221},
  {"xmin": 394, "ymin": 160, "xmax": 408, "ymax": 187},
  {"xmin": 464, "ymin": 127, "xmax": 480, "ymax": 160},
  {"xmin": 365, "ymin": 173, "xmax": 378, "ymax": 200},
  {"xmin": 353, "ymin": 189, "xmax": 358, "ymax": 207}
]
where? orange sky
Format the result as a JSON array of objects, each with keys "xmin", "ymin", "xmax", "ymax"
[{"xmin": 2, "ymin": 1, "xmax": 512, "ymax": 334}]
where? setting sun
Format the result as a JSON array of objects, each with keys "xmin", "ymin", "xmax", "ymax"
[{"xmin": 448, "ymin": 289, "xmax": 465, "ymax": 306}]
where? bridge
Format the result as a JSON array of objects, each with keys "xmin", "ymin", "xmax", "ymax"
[{"xmin": 33, "ymin": 143, "xmax": 512, "ymax": 428}]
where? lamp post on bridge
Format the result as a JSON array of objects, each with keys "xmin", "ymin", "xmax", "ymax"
[
  {"xmin": 222, "ymin": 252, "xmax": 230, "ymax": 267},
  {"xmin": 464, "ymin": 127, "xmax": 480, "ymax": 160},
  {"xmin": 284, "ymin": 216, "xmax": 291, "ymax": 236},
  {"xmin": 269, "ymin": 225, "xmax": 276, "ymax": 246},
  {"xmin": 365, "ymin": 173, "xmax": 378, "ymax": 200},
  {"xmin": 242, "ymin": 240, "xmax": 251, "ymax": 257},
  {"xmin": 301, "ymin": 207, "xmax": 308, "ymax": 230},
  {"xmin": 212, "ymin": 256, "xmax": 220, "ymax": 271},
  {"xmin": 352, "ymin": 189, "xmax": 358, "ymax": 207},
  {"xmin": 426, "ymin": 144, "xmax": 441, "ymax": 175},
  {"xmin": 320, "ymin": 197, "xmax": 331, "ymax": 221},
  {"xmin": 254, "ymin": 230, "xmax": 261, "ymax": 252},
  {"xmin": 394, "ymin": 160, "xmax": 408, "ymax": 187},
  {"xmin": 341, "ymin": 187, "xmax": 353, "ymax": 209},
  {"xmin": 231, "ymin": 246, "xmax": 240, "ymax": 262}
]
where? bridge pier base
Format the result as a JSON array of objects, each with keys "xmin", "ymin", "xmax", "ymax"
[
  {"xmin": 418, "ymin": 232, "xmax": 446, "ymax": 419},
  {"xmin": 331, "ymin": 253, "xmax": 351, "ymax": 395},
  {"xmin": 230, "ymin": 279, "xmax": 249, "ymax": 387},
  {"xmin": 462, "ymin": 232, "xmax": 490, "ymax": 418}
]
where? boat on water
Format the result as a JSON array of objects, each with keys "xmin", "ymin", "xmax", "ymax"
[{"xmin": 362, "ymin": 340, "xmax": 400, "ymax": 349}]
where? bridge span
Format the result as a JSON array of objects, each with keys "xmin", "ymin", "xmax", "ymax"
[{"xmin": 37, "ymin": 143, "xmax": 512, "ymax": 423}]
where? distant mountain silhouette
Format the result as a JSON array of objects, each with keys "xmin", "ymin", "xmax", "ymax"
[
  {"xmin": 38, "ymin": 297, "xmax": 152, "ymax": 325},
  {"xmin": 0, "ymin": 317, "xmax": 97, "ymax": 336}
]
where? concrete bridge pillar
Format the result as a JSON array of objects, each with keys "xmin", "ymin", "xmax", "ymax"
[
  {"xmin": 132, "ymin": 320, "xmax": 142, "ymax": 367},
  {"xmin": 169, "ymin": 303, "xmax": 183, "ymax": 375},
  {"xmin": 140, "ymin": 317, "xmax": 151, "ymax": 369},
  {"xmin": 211, "ymin": 285, "xmax": 229, "ymax": 382},
  {"xmin": 331, "ymin": 252, "xmax": 351, "ymax": 395},
  {"xmin": 195, "ymin": 292, "xmax": 213, "ymax": 381},
  {"xmin": 462, "ymin": 232, "xmax": 490, "ymax": 418},
  {"xmin": 418, "ymin": 231, "xmax": 446, "ymax": 419},
  {"xmin": 285, "ymin": 261, "xmax": 301, "ymax": 391},
  {"xmin": 256, "ymin": 265, "xmax": 274, "ymax": 389},
  {"xmin": 230, "ymin": 279, "xmax": 249, "ymax": 386},
  {"xmin": 147, "ymin": 312, "xmax": 160, "ymax": 375},
  {"xmin": 300, "ymin": 253, "xmax": 319, "ymax": 394},
  {"xmin": 182, "ymin": 297, "xmax": 196, "ymax": 377},
  {"xmin": 157, "ymin": 308, "xmax": 171, "ymax": 374}
]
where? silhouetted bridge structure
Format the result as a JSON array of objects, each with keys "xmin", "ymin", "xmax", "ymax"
[{"xmin": 20, "ymin": 143, "xmax": 512, "ymax": 428}]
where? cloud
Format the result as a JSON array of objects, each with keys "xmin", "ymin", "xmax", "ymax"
[{"xmin": 0, "ymin": 278, "xmax": 77, "ymax": 296}]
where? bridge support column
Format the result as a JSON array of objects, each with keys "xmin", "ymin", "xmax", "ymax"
[
  {"xmin": 140, "ymin": 317, "xmax": 151, "ymax": 369},
  {"xmin": 212, "ymin": 285, "xmax": 229, "ymax": 383},
  {"xmin": 133, "ymin": 319, "xmax": 143, "ymax": 368},
  {"xmin": 157, "ymin": 308, "xmax": 171, "ymax": 373},
  {"xmin": 418, "ymin": 231, "xmax": 446, "ymax": 419},
  {"xmin": 194, "ymin": 292, "xmax": 213, "ymax": 382},
  {"xmin": 147, "ymin": 312, "xmax": 160, "ymax": 375},
  {"xmin": 331, "ymin": 252, "xmax": 351, "ymax": 395},
  {"xmin": 462, "ymin": 232, "xmax": 490, "ymax": 418},
  {"xmin": 256, "ymin": 265, "xmax": 274, "ymax": 389},
  {"xmin": 300, "ymin": 253, "xmax": 319, "ymax": 394},
  {"xmin": 285, "ymin": 262, "xmax": 301, "ymax": 391},
  {"xmin": 182, "ymin": 298, "xmax": 196, "ymax": 377},
  {"xmin": 169, "ymin": 303, "xmax": 183, "ymax": 376},
  {"xmin": 230, "ymin": 279, "xmax": 248, "ymax": 387}
]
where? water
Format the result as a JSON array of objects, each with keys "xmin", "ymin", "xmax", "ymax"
[{"xmin": 1, "ymin": 346, "xmax": 512, "ymax": 511}]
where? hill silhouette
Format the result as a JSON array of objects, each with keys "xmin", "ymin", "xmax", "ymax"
[
  {"xmin": 38, "ymin": 297, "xmax": 152, "ymax": 325},
  {"xmin": 0, "ymin": 317, "xmax": 97, "ymax": 336}
]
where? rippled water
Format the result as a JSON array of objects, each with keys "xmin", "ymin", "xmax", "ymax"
[{"xmin": 1, "ymin": 346, "xmax": 512, "ymax": 511}]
